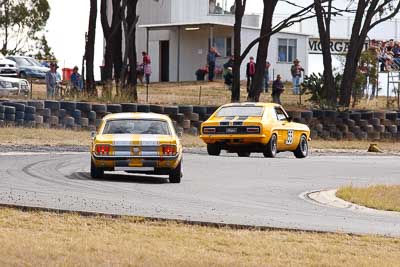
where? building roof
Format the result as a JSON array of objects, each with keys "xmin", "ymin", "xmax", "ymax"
[{"xmin": 139, "ymin": 22, "xmax": 311, "ymax": 36}]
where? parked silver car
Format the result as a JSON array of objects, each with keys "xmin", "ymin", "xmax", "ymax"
[
  {"xmin": 0, "ymin": 53, "xmax": 18, "ymax": 77},
  {"xmin": 0, "ymin": 76, "xmax": 30, "ymax": 97}
]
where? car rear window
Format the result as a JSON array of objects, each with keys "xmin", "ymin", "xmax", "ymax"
[
  {"xmin": 102, "ymin": 119, "xmax": 171, "ymax": 135},
  {"xmin": 216, "ymin": 106, "xmax": 264, "ymax": 117}
]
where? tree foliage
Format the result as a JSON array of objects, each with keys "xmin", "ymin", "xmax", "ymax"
[
  {"xmin": 34, "ymin": 35, "xmax": 56, "ymax": 60},
  {"xmin": 339, "ymin": 0, "xmax": 400, "ymax": 107},
  {"xmin": 302, "ymin": 72, "xmax": 341, "ymax": 108},
  {"xmin": 0, "ymin": 0, "xmax": 50, "ymax": 55}
]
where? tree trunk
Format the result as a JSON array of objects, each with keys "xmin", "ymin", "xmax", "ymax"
[
  {"xmin": 85, "ymin": 0, "xmax": 97, "ymax": 96},
  {"xmin": 339, "ymin": 38, "xmax": 365, "ymax": 107},
  {"xmin": 248, "ymin": 0, "xmax": 277, "ymax": 102},
  {"xmin": 314, "ymin": 0, "xmax": 336, "ymax": 106},
  {"xmin": 1, "ymin": 0, "xmax": 9, "ymax": 54},
  {"xmin": 112, "ymin": 0, "xmax": 123, "ymax": 95},
  {"xmin": 100, "ymin": 0, "xmax": 113, "ymax": 83},
  {"xmin": 126, "ymin": 0, "xmax": 138, "ymax": 101},
  {"xmin": 231, "ymin": 0, "xmax": 246, "ymax": 103}
]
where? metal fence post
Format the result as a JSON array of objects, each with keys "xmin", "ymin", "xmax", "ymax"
[{"xmin": 199, "ymin": 86, "xmax": 202, "ymax": 105}]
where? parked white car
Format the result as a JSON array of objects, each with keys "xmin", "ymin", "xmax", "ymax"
[
  {"xmin": 0, "ymin": 76, "xmax": 30, "ymax": 97},
  {"xmin": 0, "ymin": 53, "xmax": 18, "ymax": 77}
]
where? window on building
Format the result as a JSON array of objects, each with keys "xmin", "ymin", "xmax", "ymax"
[
  {"xmin": 209, "ymin": 0, "xmax": 235, "ymax": 14},
  {"xmin": 209, "ymin": 37, "xmax": 233, "ymax": 57},
  {"xmin": 278, "ymin": 39, "xmax": 297, "ymax": 63}
]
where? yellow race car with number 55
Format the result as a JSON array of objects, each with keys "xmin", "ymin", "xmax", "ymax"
[
  {"xmin": 91, "ymin": 113, "xmax": 183, "ymax": 183},
  {"xmin": 200, "ymin": 103, "xmax": 310, "ymax": 158}
]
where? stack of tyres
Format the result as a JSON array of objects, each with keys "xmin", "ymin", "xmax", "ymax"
[
  {"xmin": 4, "ymin": 105, "xmax": 16, "ymax": 124},
  {"xmin": 3, "ymin": 102, "xmax": 24, "ymax": 125},
  {"xmin": 44, "ymin": 100, "xmax": 60, "ymax": 128},
  {"xmin": 24, "ymin": 105, "xmax": 36, "ymax": 127}
]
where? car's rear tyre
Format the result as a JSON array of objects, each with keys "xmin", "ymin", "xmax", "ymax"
[
  {"xmin": 169, "ymin": 161, "xmax": 182, "ymax": 183},
  {"xmin": 294, "ymin": 135, "xmax": 309, "ymax": 159},
  {"xmin": 90, "ymin": 160, "xmax": 104, "ymax": 179},
  {"xmin": 237, "ymin": 152, "xmax": 251, "ymax": 157},
  {"xmin": 263, "ymin": 134, "xmax": 277, "ymax": 158},
  {"xmin": 207, "ymin": 143, "xmax": 221, "ymax": 156}
]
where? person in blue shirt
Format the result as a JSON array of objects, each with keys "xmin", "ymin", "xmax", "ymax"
[
  {"xmin": 70, "ymin": 66, "xmax": 83, "ymax": 91},
  {"xmin": 207, "ymin": 47, "xmax": 220, "ymax": 82}
]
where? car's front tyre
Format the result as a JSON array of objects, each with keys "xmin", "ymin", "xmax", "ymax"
[
  {"xmin": 169, "ymin": 161, "xmax": 182, "ymax": 183},
  {"xmin": 207, "ymin": 143, "xmax": 221, "ymax": 156},
  {"xmin": 294, "ymin": 135, "xmax": 309, "ymax": 159},
  {"xmin": 263, "ymin": 134, "xmax": 277, "ymax": 158},
  {"xmin": 90, "ymin": 159, "xmax": 104, "ymax": 179}
]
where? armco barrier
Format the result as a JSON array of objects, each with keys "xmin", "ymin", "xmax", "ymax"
[{"xmin": 1, "ymin": 100, "xmax": 400, "ymax": 140}]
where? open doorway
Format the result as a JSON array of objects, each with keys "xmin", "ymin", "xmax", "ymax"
[{"xmin": 160, "ymin": 40, "xmax": 170, "ymax": 82}]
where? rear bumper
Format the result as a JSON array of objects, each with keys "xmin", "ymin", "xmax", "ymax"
[
  {"xmin": 200, "ymin": 134, "xmax": 267, "ymax": 144},
  {"xmin": 92, "ymin": 154, "xmax": 181, "ymax": 172}
]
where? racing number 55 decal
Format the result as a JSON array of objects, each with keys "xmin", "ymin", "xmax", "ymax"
[{"xmin": 286, "ymin": 130, "xmax": 294, "ymax": 145}]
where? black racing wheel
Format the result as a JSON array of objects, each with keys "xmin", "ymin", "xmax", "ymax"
[
  {"xmin": 263, "ymin": 134, "xmax": 277, "ymax": 158},
  {"xmin": 294, "ymin": 135, "xmax": 309, "ymax": 159}
]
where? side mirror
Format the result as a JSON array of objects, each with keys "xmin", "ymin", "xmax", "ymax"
[
  {"xmin": 287, "ymin": 116, "xmax": 293, "ymax": 122},
  {"xmin": 90, "ymin": 131, "xmax": 97, "ymax": 139}
]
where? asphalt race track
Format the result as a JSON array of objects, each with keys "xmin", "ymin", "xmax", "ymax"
[{"xmin": 1, "ymin": 151, "xmax": 400, "ymax": 236}]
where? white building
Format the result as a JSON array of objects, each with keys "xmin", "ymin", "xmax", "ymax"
[{"xmin": 107, "ymin": 0, "xmax": 309, "ymax": 82}]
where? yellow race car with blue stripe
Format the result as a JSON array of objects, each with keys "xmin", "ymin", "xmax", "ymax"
[
  {"xmin": 200, "ymin": 103, "xmax": 310, "ymax": 158},
  {"xmin": 91, "ymin": 113, "xmax": 183, "ymax": 183}
]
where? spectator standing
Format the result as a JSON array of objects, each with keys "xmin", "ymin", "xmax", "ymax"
[
  {"xmin": 215, "ymin": 2, "xmax": 223, "ymax": 14},
  {"xmin": 246, "ymin": 56, "xmax": 256, "ymax": 92},
  {"xmin": 207, "ymin": 47, "xmax": 220, "ymax": 82},
  {"xmin": 70, "ymin": 66, "xmax": 83, "ymax": 92},
  {"xmin": 224, "ymin": 67, "xmax": 233, "ymax": 91},
  {"xmin": 209, "ymin": 0, "xmax": 216, "ymax": 13},
  {"xmin": 45, "ymin": 63, "xmax": 58, "ymax": 99},
  {"xmin": 290, "ymin": 59, "xmax": 304, "ymax": 95},
  {"xmin": 271, "ymin": 74, "xmax": 284, "ymax": 105},
  {"xmin": 392, "ymin": 41, "xmax": 400, "ymax": 67},
  {"xmin": 264, "ymin": 61, "xmax": 271, "ymax": 93},
  {"xmin": 142, "ymin": 51, "xmax": 152, "ymax": 85}
]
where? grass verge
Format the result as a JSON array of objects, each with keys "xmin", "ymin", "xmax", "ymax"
[
  {"xmin": 0, "ymin": 207, "xmax": 400, "ymax": 266},
  {"xmin": 337, "ymin": 185, "xmax": 400, "ymax": 212},
  {"xmin": 1, "ymin": 127, "xmax": 400, "ymax": 152}
]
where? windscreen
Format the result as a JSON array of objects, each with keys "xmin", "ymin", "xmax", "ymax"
[
  {"xmin": 27, "ymin": 58, "xmax": 42, "ymax": 67},
  {"xmin": 216, "ymin": 106, "xmax": 264, "ymax": 117},
  {"xmin": 102, "ymin": 119, "xmax": 170, "ymax": 135},
  {"xmin": 15, "ymin": 58, "xmax": 34, "ymax": 66}
]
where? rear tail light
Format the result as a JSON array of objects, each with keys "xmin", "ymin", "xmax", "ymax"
[
  {"xmin": 203, "ymin": 127, "xmax": 216, "ymax": 134},
  {"xmin": 95, "ymin": 144, "xmax": 111, "ymax": 156},
  {"xmin": 246, "ymin": 127, "xmax": 260, "ymax": 133},
  {"xmin": 162, "ymin": 145, "xmax": 177, "ymax": 156}
]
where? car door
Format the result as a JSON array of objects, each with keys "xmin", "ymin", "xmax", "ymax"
[{"xmin": 273, "ymin": 107, "xmax": 295, "ymax": 151}]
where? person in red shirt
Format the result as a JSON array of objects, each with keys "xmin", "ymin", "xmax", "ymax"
[
  {"xmin": 142, "ymin": 51, "xmax": 152, "ymax": 84},
  {"xmin": 246, "ymin": 56, "xmax": 256, "ymax": 93}
]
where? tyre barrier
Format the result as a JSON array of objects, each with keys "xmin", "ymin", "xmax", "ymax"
[
  {"xmin": 106, "ymin": 104, "xmax": 122, "ymax": 113},
  {"xmin": 121, "ymin": 103, "xmax": 137, "ymax": 113},
  {"xmin": 2, "ymin": 100, "xmax": 400, "ymax": 139}
]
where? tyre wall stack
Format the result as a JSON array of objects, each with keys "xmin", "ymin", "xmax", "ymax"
[{"xmin": 1, "ymin": 99, "xmax": 400, "ymax": 140}]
